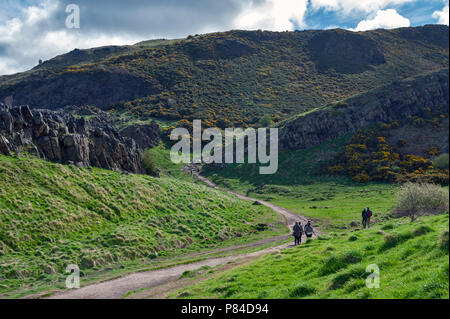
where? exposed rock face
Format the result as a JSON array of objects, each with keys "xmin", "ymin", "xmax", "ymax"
[
  {"xmin": 120, "ymin": 122, "xmax": 160, "ymax": 150},
  {"xmin": 309, "ymin": 30, "xmax": 386, "ymax": 74},
  {"xmin": 182, "ymin": 38, "xmax": 255, "ymax": 60},
  {"xmin": 0, "ymin": 105, "xmax": 149, "ymax": 173},
  {"xmin": 279, "ymin": 69, "xmax": 449, "ymax": 150}
]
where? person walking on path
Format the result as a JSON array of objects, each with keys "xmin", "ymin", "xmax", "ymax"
[
  {"xmin": 293, "ymin": 222, "xmax": 303, "ymax": 245},
  {"xmin": 362, "ymin": 208, "xmax": 368, "ymax": 229},
  {"xmin": 366, "ymin": 207, "xmax": 373, "ymax": 228},
  {"xmin": 304, "ymin": 221, "xmax": 315, "ymax": 239}
]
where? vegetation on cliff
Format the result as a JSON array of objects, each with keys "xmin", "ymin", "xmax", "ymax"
[{"xmin": 0, "ymin": 26, "xmax": 448, "ymax": 128}]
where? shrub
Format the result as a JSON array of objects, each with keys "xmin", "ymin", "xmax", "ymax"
[
  {"xmin": 433, "ymin": 153, "xmax": 449, "ymax": 170},
  {"xmin": 381, "ymin": 223, "xmax": 394, "ymax": 230},
  {"xmin": 412, "ymin": 225, "xmax": 433, "ymax": 237},
  {"xmin": 380, "ymin": 232, "xmax": 413, "ymax": 250},
  {"xmin": 289, "ymin": 284, "xmax": 317, "ymax": 298},
  {"xmin": 320, "ymin": 250, "xmax": 362, "ymax": 275},
  {"xmin": 258, "ymin": 115, "xmax": 272, "ymax": 127},
  {"xmin": 142, "ymin": 149, "xmax": 160, "ymax": 176},
  {"xmin": 397, "ymin": 138, "xmax": 407, "ymax": 147},
  {"xmin": 320, "ymin": 256, "xmax": 347, "ymax": 275},
  {"xmin": 353, "ymin": 172, "xmax": 371, "ymax": 183},
  {"xmin": 329, "ymin": 266, "xmax": 366, "ymax": 290},
  {"xmin": 348, "ymin": 235, "xmax": 358, "ymax": 241},
  {"xmin": 440, "ymin": 231, "xmax": 449, "ymax": 253},
  {"xmin": 393, "ymin": 183, "xmax": 449, "ymax": 220},
  {"xmin": 342, "ymin": 250, "xmax": 363, "ymax": 264}
]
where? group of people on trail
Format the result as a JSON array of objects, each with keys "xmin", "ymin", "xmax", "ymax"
[
  {"xmin": 292, "ymin": 221, "xmax": 315, "ymax": 245},
  {"xmin": 362, "ymin": 207, "xmax": 373, "ymax": 229}
]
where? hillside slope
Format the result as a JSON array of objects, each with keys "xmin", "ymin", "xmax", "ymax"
[
  {"xmin": 279, "ymin": 68, "xmax": 449, "ymax": 150},
  {"xmin": 172, "ymin": 213, "xmax": 449, "ymax": 299},
  {"xmin": 0, "ymin": 25, "xmax": 448, "ymax": 127},
  {"xmin": 0, "ymin": 154, "xmax": 282, "ymax": 294}
]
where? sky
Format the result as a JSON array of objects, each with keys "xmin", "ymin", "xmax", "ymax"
[{"xmin": 0, "ymin": 0, "xmax": 448, "ymax": 75}]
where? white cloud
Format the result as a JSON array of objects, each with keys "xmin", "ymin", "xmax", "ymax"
[
  {"xmin": 233, "ymin": 0, "xmax": 308, "ymax": 31},
  {"xmin": 1, "ymin": 0, "xmax": 311, "ymax": 75},
  {"xmin": 353, "ymin": 9, "xmax": 410, "ymax": 31},
  {"xmin": 310, "ymin": 0, "xmax": 416, "ymax": 14},
  {"xmin": 0, "ymin": 1, "xmax": 139, "ymax": 75},
  {"xmin": 432, "ymin": 2, "xmax": 449, "ymax": 25},
  {"xmin": 0, "ymin": 57, "xmax": 21, "ymax": 76}
]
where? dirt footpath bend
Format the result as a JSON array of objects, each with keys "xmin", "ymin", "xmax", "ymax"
[
  {"xmin": 47, "ymin": 175, "xmax": 315, "ymax": 299},
  {"xmin": 195, "ymin": 173, "xmax": 307, "ymax": 227}
]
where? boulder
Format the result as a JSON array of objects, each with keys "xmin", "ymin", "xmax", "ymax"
[
  {"xmin": 120, "ymin": 121, "xmax": 160, "ymax": 149},
  {"xmin": 0, "ymin": 135, "xmax": 10, "ymax": 155}
]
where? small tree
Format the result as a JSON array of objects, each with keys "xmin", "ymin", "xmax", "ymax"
[
  {"xmin": 433, "ymin": 153, "xmax": 449, "ymax": 170},
  {"xmin": 258, "ymin": 115, "xmax": 272, "ymax": 127},
  {"xmin": 393, "ymin": 182, "xmax": 449, "ymax": 221},
  {"xmin": 142, "ymin": 149, "xmax": 159, "ymax": 177}
]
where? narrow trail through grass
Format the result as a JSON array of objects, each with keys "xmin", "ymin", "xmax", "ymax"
[{"xmin": 44, "ymin": 174, "xmax": 315, "ymax": 299}]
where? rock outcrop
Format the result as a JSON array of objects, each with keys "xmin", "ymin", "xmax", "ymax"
[
  {"xmin": 309, "ymin": 30, "xmax": 386, "ymax": 74},
  {"xmin": 0, "ymin": 105, "xmax": 150, "ymax": 173},
  {"xmin": 120, "ymin": 122, "xmax": 160, "ymax": 150},
  {"xmin": 279, "ymin": 69, "xmax": 449, "ymax": 150}
]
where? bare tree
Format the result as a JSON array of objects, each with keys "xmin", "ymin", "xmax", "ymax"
[{"xmin": 394, "ymin": 182, "xmax": 449, "ymax": 221}]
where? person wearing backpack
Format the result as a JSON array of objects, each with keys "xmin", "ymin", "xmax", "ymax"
[
  {"xmin": 304, "ymin": 221, "xmax": 315, "ymax": 238},
  {"xmin": 366, "ymin": 208, "xmax": 373, "ymax": 228},
  {"xmin": 362, "ymin": 208, "xmax": 368, "ymax": 229},
  {"xmin": 293, "ymin": 222, "xmax": 303, "ymax": 245}
]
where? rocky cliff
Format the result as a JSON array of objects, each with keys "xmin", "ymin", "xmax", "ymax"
[
  {"xmin": 279, "ymin": 69, "xmax": 449, "ymax": 150},
  {"xmin": 0, "ymin": 105, "xmax": 159, "ymax": 173}
]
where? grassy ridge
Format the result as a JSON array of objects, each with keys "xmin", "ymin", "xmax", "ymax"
[
  {"xmin": 0, "ymin": 154, "xmax": 284, "ymax": 294},
  {"xmin": 172, "ymin": 213, "xmax": 449, "ymax": 299}
]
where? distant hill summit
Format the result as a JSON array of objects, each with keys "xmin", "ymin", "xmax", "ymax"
[{"xmin": 0, "ymin": 25, "xmax": 448, "ymax": 128}]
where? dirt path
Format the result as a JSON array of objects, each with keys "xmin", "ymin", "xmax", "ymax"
[{"xmin": 47, "ymin": 174, "xmax": 316, "ymax": 299}]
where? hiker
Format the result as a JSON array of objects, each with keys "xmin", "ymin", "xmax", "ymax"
[
  {"xmin": 366, "ymin": 207, "xmax": 373, "ymax": 228},
  {"xmin": 362, "ymin": 208, "xmax": 368, "ymax": 229},
  {"xmin": 304, "ymin": 221, "xmax": 315, "ymax": 239},
  {"xmin": 293, "ymin": 222, "xmax": 303, "ymax": 245}
]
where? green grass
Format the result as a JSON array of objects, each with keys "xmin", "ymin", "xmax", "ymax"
[
  {"xmin": 203, "ymin": 136, "xmax": 351, "ymax": 187},
  {"xmin": 0, "ymin": 154, "xmax": 286, "ymax": 296},
  {"xmin": 171, "ymin": 213, "xmax": 450, "ymax": 299},
  {"xmin": 268, "ymin": 183, "xmax": 398, "ymax": 231},
  {"xmin": 202, "ymin": 137, "xmax": 399, "ymax": 231},
  {"xmin": 146, "ymin": 143, "xmax": 196, "ymax": 182}
]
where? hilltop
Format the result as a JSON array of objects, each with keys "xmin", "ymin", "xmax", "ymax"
[{"xmin": 0, "ymin": 25, "xmax": 448, "ymax": 128}]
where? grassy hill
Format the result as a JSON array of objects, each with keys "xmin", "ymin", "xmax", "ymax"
[
  {"xmin": 0, "ymin": 25, "xmax": 448, "ymax": 128},
  {"xmin": 171, "ymin": 213, "xmax": 449, "ymax": 299},
  {"xmin": 0, "ymin": 154, "xmax": 285, "ymax": 296}
]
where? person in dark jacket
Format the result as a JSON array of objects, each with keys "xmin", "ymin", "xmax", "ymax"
[
  {"xmin": 293, "ymin": 222, "xmax": 303, "ymax": 245},
  {"xmin": 304, "ymin": 221, "xmax": 315, "ymax": 238},
  {"xmin": 362, "ymin": 208, "xmax": 368, "ymax": 229},
  {"xmin": 366, "ymin": 207, "xmax": 373, "ymax": 228}
]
